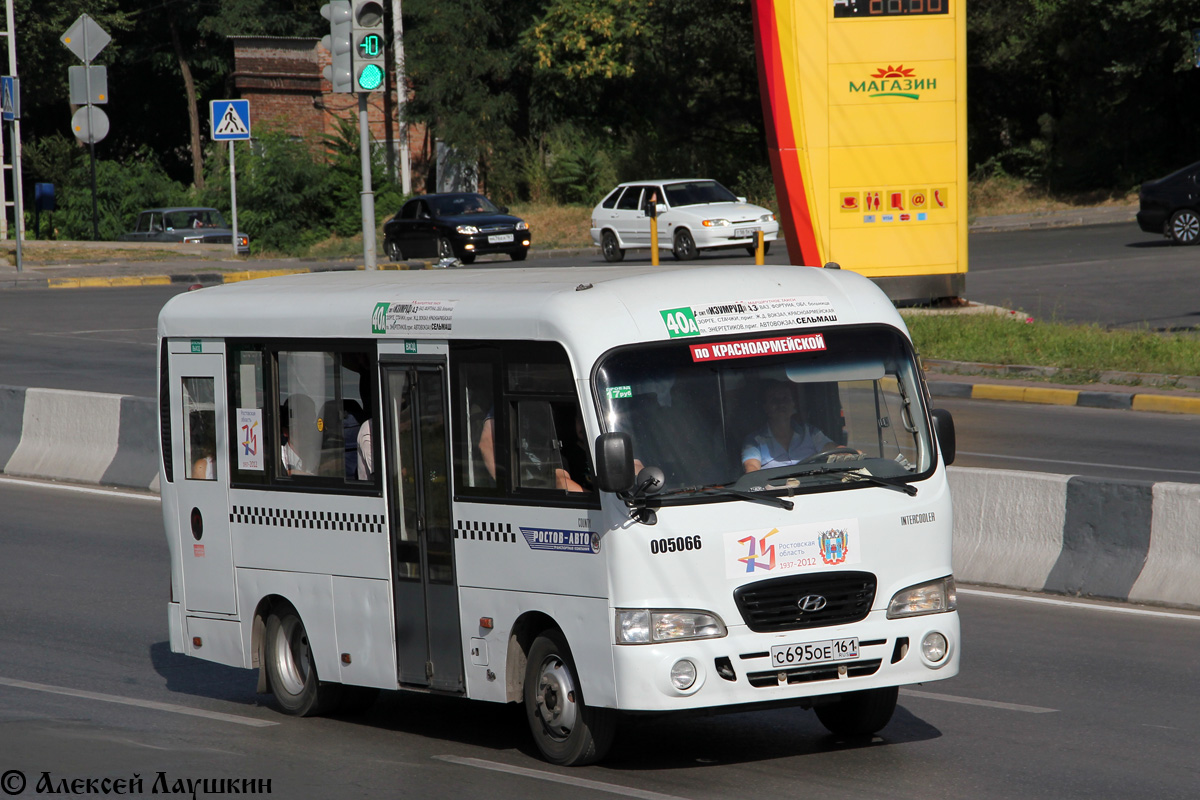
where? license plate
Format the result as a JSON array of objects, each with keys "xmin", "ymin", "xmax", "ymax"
[
  {"xmin": 769, "ymin": 637, "xmax": 859, "ymax": 668},
  {"xmin": 488, "ymin": 233, "xmax": 514, "ymax": 243},
  {"xmin": 733, "ymin": 227, "xmax": 759, "ymax": 239}
]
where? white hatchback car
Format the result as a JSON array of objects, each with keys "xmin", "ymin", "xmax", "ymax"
[{"xmin": 590, "ymin": 179, "xmax": 779, "ymax": 262}]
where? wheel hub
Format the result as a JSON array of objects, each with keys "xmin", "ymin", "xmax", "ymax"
[{"xmin": 535, "ymin": 657, "xmax": 578, "ymax": 739}]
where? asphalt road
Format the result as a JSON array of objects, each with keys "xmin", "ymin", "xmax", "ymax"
[
  {"xmin": 965, "ymin": 222, "xmax": 1200, "ymax": 329},
  {"xmin": 2, "ymin": 478, "xmax": 1198, "ymax": 799}
]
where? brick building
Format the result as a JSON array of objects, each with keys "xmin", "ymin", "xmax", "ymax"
[{"xmin": 229, "ymin": 36, "xmax": 430, "ymax": 191}]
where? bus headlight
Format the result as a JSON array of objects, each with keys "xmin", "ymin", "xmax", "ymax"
[
  {"xmin": 615, "ymin": 609, "xmax": 727, "ymax": 644},
  {"xmin": 886, "ymin": 576, "xmax": 957, "ymax": 619}
]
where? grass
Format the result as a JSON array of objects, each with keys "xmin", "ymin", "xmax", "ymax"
[
  {"xmin": 903, "ymin": 311, "xmax": 1200, "ymax": 381},
  {"xmin": 507, "ymin": 203, "xmax": 593, "ymax": 249},
  {"xmin": 968, "ymin": 174, "xmax": 1136, "ymax": 219}
]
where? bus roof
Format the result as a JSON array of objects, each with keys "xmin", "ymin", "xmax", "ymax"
[{"xmin": 157, "ymin": 264, "xmax": 907, "ymax": 365}]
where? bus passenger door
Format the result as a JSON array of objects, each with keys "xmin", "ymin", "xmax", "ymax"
[
  {"xmin": 167, "ymin": 346, "xmax": 235, "ymax": 615},
  {"xmin": 383, "ymin": 363, "xmax": 464, "ymax": 692}
]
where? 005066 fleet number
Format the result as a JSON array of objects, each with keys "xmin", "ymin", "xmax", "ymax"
[{"xmin": 650, "ymin": 535, "xmax": 702, "ymax": 555}]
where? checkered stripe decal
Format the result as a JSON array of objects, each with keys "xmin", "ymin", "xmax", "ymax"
[
  {"xmin": 455, "ymin": 520, "xmax": 515, "ymax": 543},
  {"xmin": 229, "ymin": 505, "xmax": 384, "ymax": 533}
]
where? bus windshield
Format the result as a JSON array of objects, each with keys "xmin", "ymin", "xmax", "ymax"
[{"xmin": 594, "ymin": 325, "xmax": 934, "ymax": 498}]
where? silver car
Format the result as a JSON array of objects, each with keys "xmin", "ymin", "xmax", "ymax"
[
  {"xmin": 590, "ymin": 179, "xmax": 779, "ymax": 262},
  {"xmin": 120, "ymin": 207, "xmax": 250, "ymax": 255}
]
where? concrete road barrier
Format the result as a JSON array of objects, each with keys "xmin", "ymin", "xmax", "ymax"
[
  {"xmin": 1, "ymin": 385, "xmax": 1195, "ymax": 609},
  {"xmin": 0, "ymin": 384, "xmax": 159, "ymax": 493}
]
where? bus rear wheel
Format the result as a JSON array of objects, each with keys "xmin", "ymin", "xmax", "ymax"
[
  {"xmin": 814, "ymin": 686, "xmax": 898, "ymax": 737},
  {"xmin": 524, "ymin": 630, "xmax": 616, "ymax": 766},
  {"xmin": 265, "ymin": 607, "xmax": 339, "ymax": 717}
]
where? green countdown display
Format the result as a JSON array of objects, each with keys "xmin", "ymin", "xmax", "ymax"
[{"xmin": 357, "ymin": 32, "xmax": 384, "ymax": 59}]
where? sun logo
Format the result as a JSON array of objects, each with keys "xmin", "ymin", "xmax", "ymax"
[{"xmin": 872, "ymin": 65, "xmax": 915, "ymax": 79}]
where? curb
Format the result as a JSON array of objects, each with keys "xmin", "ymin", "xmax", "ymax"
[
  {"xmin": 2, "ymin": 383, "xmax": 1198, "ymax": 610},
  {"xmin": 928, "ymin": 380, "xmax": 1200, "ymax": 416}
]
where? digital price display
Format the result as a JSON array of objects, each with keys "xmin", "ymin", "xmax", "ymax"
[{"xmin": 833, "ymin": 0, "xmax": 948, "ymax": 16}]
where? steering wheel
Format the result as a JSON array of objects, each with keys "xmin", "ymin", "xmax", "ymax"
[{"xmin": 798, "ymin": 446, "xmax": 863, "ymax": 465}]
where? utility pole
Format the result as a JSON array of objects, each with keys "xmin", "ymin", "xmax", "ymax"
[{"xmin": 390, "ymin": 0, "xmax": 411, "ymax": 195}]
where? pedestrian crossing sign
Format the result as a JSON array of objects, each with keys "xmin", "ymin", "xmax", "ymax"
[{"xmin": 210, "ymin": 99, "xmax": 251, "ymax": 141}]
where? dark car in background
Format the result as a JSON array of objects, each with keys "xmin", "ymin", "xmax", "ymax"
[
  {"xmin": 1137, "ymin": 161, "xmax": 1200, "ymax": 245},
  {"xmin": 119, "ymin": 207, "xmax": 249, "ymax": 254},
  {"xmin": 382, "ymin": 193, "xmax": 530, "ymax": 264}
]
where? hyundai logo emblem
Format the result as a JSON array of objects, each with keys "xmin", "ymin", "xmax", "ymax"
[{"xmin": 797, "ymin": 594, "xmax": 828, "ymax": 613}]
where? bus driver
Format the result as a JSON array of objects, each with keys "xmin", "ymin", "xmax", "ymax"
[{"xmin": 742, "ymin": 381, "xmax": 837, "ymax": 472}]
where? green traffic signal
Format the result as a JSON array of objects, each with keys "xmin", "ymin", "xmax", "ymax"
[{"xmin": 357, "ymin": 63, "xmax": 384, "ymax": 91}]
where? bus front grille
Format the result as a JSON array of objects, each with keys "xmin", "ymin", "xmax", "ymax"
[{"xmin": 733, "ymin": 571, "xmax": 876, "ymax": 632}]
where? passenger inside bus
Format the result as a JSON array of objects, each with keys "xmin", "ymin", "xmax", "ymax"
[
  {"xmin": 280, "ymin": 398, "xmax": 312, "ymax": 476},
  {"xmin": 188, "ymin": 409, "xmax": 216, "ymax": 480},
  {"xmin": 741, "ymin": 381, "xmax": 837, "ymax": 472},
  {"xmin": 553, "ymin": 407, "xmax": 591, "ymax": 493}
]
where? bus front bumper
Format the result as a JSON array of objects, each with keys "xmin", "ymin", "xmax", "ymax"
[{"xmin": 609, "ymin": 610, "xmax": 959, "ymax": 712}]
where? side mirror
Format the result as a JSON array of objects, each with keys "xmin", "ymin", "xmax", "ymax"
[
  {"xmin": 736, "ymin": 196, "xmax": 747, "ymax": 203},
  {"xmin": 500, "ymin": 206, "xmax": 509, "ymax": 214},
  {"xmin": 931, "ymin": 408, "xmax": 956, "ymax": 466},
  {"xmin": 656, "ymin": 203, "xmax": 667, "ymax": 215},
  {"xmin": 595, "ymin": 432, "xmax": 635, "ymax": 493}
]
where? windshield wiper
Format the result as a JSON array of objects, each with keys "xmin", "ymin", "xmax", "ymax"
[
  {"xmin": 767, "ymin": 465, "xmax": 917, "ymax": 496},
  {"xmin": 660, "ymin": 485, "xmax": 794, "ymax": 510}
]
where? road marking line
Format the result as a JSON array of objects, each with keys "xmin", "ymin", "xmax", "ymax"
[
  {"xmin": 900, "ymin": 689, "xmax": 1057, "ymax": 714},
  {"xmin": 434, "ymin": 756, "xmax": 692, "ymax": 800},
  {"xmin": 956, "ymin": 450, "xmax": 1200, "ymax": 478},
  {"xmin": 0, "ymin": 476, "xmax": 159, "ymax": 502},
  {"xmin": 959, "ymin": 587, "xmax": 1200, "ymax": 621},
  {"xmin": 0, "ymin": 677, "xmax": 277, "ymax": 728}
]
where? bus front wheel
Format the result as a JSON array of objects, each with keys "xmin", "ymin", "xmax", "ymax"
[
  {"xmin": 814, "ymin": 686, "xmax": 898, "ymax": 737},
  {"xmin": 265, "ymin": 607, "xmax": 338, "ymax": 717},
  {"xmin": 524, "ymin": 630, "xmax": 616, "ymax": 766}
]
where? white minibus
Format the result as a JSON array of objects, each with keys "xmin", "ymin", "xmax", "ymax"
[{"xmin": 158, "ymin": 263, "xmax": 959, "ymax": 765}]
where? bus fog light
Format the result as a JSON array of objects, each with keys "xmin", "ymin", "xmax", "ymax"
[
  {"xmin": 921, "ymin": 632, "xmax": 948, "ymax": 664},
  {"xmin": 670, "ymin": 660, "xmax": 697, "ymax": 690}
]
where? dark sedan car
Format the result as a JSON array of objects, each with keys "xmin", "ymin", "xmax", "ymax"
[
  {"xmin": 1137, "ymin": 161, "xmax": 1200, "ymax": 245},
  {"xmin": 382, "ymin": 193, "xmax": 531, "ymax": 264},
  {"xmin": 119, "ymin": 207, "xmax": 249, "ymax": 254}
]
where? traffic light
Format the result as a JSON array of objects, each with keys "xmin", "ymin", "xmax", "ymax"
[
  {"xmin": 351, "ymin": 0, "xmax": 386, "ymax": 92},
  {"xmin": 321, "ymin": 1, "xmax": 353, "ymax": 94}
]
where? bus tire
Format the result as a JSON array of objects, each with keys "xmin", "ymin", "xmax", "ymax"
[
  {"xmin": 524, "ymin": 630, "xmax": 616, "ymax": 766},
  {"xmin": 814, "ymin": 686, "xmax": 898, "ymax": 737},
  {"xmin": 265, "ymin": 607, "xmax": 339, "ymax": 717}
]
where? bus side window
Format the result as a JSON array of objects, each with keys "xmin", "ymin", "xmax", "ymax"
[
  {"xmin": 456, "ymin": 359, "xmax": 498, "ymax": 489},
  {"xmin": 183, "ymin": 378, "xmax": 216, "ymax": 481},
  {"xmin": 513, "ymin": 400, "xmax": 565, "ymax": 489}
]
